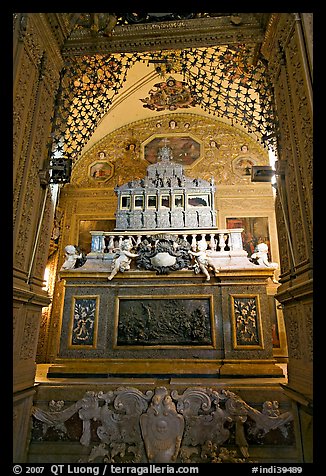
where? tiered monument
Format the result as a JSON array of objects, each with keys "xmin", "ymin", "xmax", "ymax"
[
  {"xmin": 53, "ymin": 144, "xmax": 281, "ymax": 378},
  {"xmin": 34, "ymin": 145, "xmax": 294, "ymax": 465}
]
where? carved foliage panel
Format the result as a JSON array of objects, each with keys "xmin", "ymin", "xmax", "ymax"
[
  {"xmin": 13, "ymin": 392, "xmax": 35, "ymax": 461},
  {"xmin": 221, "ymin": 286, "xmax": 273, "ymax": 359},
  {"xmin": 262, "ymin": 13, "xmax": 312, "ymax": 274},
  {"xmin": 275, "ymin": 67, "xmax": 307, "ymax": 267},
  {"xmin": 268, "ymin": 15, "xmax": 312, "ymax": 270},
  {"xmin": 13, "ymin": 13, "xmax": 51, "ymax": 230},
  {"xmin": 300, "ymin": 299, "xmax": 313, "ymax": 363},
  {"xmin": 230, "ymin": 295, "xmax": 263, "ymax": 349},
  {"xmin": 285, "ymin": 32, "xmax": 313, "ymax": 245},
  {"xmin": 274, "ymin": 193, "xmax": 290, "ymax": 274},
  {"xmin": 284, "ymin": 300, "xmax": 313, "ymax": 362},
  {"xmin": 44, "ymin": 278, "xmax": 66, "ymax": 362},
  {"xmin": 17, "ymin": 78, "xmax": 59, "ymax": 273},
  {"xmin": 283, "ymin": 304, "xmax": 303, "ymax": 361},
  {"xmin": 13, "ymin": 303, "xmax": 24, "ymax": 362},
  {"xmin": 13, "ymin": 19, "xmax": 61, "ymax": 274},
  {"xmin": 69, "ymin": 296, "xmax": 99, "ymax": 348},
  {"xmin": 19, "ymin": 308, "xmax": 42, "ymax": 362},
  {"xmin": 283, "ymin": 300, "xmax": 313, "ymax": 396},
  {"xmin": 41, "ymin": 200, "xmax": 79, "ymax": 362},
  {"xmin": 13, "ymin": 52, "xmax": 39, "ymax": 232}
]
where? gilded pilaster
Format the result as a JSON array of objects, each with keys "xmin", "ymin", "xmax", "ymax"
[
  {"xmin": 261, "ymin": 12, "xmax": 313, "ymax": 462},
  {"xmin": 13, "ymin": 13, "xmax": 65, "ymax": 462}
]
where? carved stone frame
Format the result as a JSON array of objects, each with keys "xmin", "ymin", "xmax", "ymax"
[
  {"xmin": 230, "ymin": 294, "xmax": 264, "ymax": 350},
  {"xmin": 113, "ymin": 294, "xmax": 216, "ymax": 349},
  {"xmin": 141, "ymin": 133, "xmax": 203, "ymax": 169},
  {"xmin": 68, "ymin": 295, "xmax": 100, "ymax": 349}
]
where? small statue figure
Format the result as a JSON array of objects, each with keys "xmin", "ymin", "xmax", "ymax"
[
  {"xmin": 250, "ymin": 242, "xmax": 278, "ymax": 283},
  {"xmin": 61, "ymin": 245, "xmax": 83, "ymax": 270},
  {"xmin": 188, "ymin": 239, "xmax": 219, "ymax": 281},
  {"xmin": 250, "ymin": 243, "xmax": 278, "ymax": 268},
  {"xmin": 108, "ymin": 239, "xmax": 139, "ymax": 280}
]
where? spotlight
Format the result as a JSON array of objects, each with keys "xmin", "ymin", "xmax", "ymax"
[{"xmin": 251, "ymin": 165, "xmax": 275, "ymax": 182}]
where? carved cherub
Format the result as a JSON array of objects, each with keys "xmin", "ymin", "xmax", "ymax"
[
  {"xmin": 108, "ymin": 239, "xmax": 139, "ymax": 281},
  {"xmin": 61, "ymin": 245, "xmax": 83, "ymax": 270},
  {"xmin": 250, "ymin": 243, "xmax": 278, "ymax": 268},
  {"xmin": 188, "ymin": 239, "xmax": 219, "ymax": 281},
  {"xmin": 250, "ymin": 242, "xmax": 279, "ymax": 283}
]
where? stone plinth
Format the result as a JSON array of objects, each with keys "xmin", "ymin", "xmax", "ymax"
[{"xmin": 51, "ymin": 267, "xmax": 282, "ymax": 379}]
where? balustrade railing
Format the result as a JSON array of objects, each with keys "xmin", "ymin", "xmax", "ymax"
[{"xmin": 89, "ymin": 228, "xmax": 245, "ymax": 255}]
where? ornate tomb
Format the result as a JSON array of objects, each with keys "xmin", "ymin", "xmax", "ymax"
[
  {"xmin": 114, "ymin": 142, "xmax": 216, "ymax": 231},
  {"xmin": 52, "ymin": 145, "xmax": 282, "ymax": 379}
]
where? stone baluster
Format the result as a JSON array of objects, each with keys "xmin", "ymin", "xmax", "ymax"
[
  {"xmin": 218, "ymin": 233, "xmax": 226, "ymax": 252},
  {"xmin": 90, "ymin": 233, "xmax": 102, "ymax": 253},
  {"xmin": 209, "ymin": 233, "xmax": 217, "ymax": 251},
  {"xmin": 118, "ymin": 236, "xmax": 123, "ymax": 248},
  {"xmin": 101, "ymin": 235, "xmax": 106, "ymax": 253},
  {"xmin": 90, "ymin": 234, "xmax": 97, "ymax": 253},
  {"xmin": 107, "ymin": 235, "xmax": 114, "ymax": 253},
  {"xmin": 191, "ymin": 234, "xmax": 197, "ymax": 251},
  {"xmin": 136, "ymin": 235, "xmax": 142, "ymax": 246},
  {"xmin": 229, "ymin": 229, "xmax": 244, "ymax": 251}
]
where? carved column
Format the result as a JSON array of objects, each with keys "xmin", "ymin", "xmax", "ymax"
[
  {"xmin": 261, "ymin": 13, "xmax": 313, "ymax": 462},
  {"xmin": 13, "ymin": 13, "xmax": 64, "ymax": 462}
]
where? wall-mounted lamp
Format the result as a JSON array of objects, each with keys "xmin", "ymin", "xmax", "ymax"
[
  {"xmin": 251, "ymin": 165, "xmax": 275, "ymax": 182},
  {"xmin": 49, "ymin": 157, "xmax": 72, "ymax": 184}
]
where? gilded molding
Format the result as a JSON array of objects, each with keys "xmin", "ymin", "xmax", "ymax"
[
  {"xmin": 62, "ymin": 15, "xmax": 266, "ymax": 57},
  {"xmin": 13, "ymin": 284, "xmax": 51, "ymax": 307},
  {"xmin": 275, "ymin": 277, "xmax": 313, "ymax": 304},
  {"xmin": 70, "ymin": 113, "xmax": 268, "ymax": 188},
  {"xmin": 33, "ymin": 189, "xmax": 55, "ymax": 280},
  {"xmin": 274, "ymin": 196, "xmax": 290, "ymax": 275},
  {"xmin": 261, "ymin": 13, "xmax": 295, "ymax": 79},
  {"xmin": 37, "ymin": 251, "xmax": 60, "ymax": 363},
  {"xmin": 30, "ymin": 14, "xmax": 64, "ymax": 72}
]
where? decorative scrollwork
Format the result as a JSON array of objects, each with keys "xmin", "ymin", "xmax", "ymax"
[{"xmin": 31, "ymin": 386, "xmax": 294, "ymax": 463}]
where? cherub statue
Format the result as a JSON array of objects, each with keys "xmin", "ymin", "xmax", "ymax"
[
  {"xmin": 250, "ymin": 243, "xmax": 278, "ymax": 268},
  {"xmin": 250, "ymin": 242, "xmax": 278, "ymax": 283},
  {"xmin": 188, "ymin": 239, "xmax": 219, "ymax": 281},
  {"xmin": 61, "ymin": 245, "xmax": 83, "ymax": 270},
  {"xmin": 108, "ymin": 238, "xmax": 139, "ymax": 281}
]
